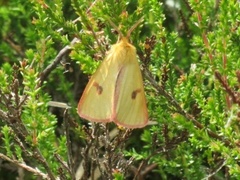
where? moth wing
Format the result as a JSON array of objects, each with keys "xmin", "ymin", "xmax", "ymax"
[
  {"xmin": 78, "ymin": 53, "xmax": 118, "ymax": 122},
  {"xmin": 114, "ymin": 53, "xmax": 148, "ymax": 128}
]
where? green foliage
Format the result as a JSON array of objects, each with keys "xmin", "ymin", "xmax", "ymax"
[
  {"xmin": 0, "ymin": 0, "xmax": 239, "ymax": 179},
  {"xmin": 2, "ymin": 126, "xmax": 13, "ymax": 157}
]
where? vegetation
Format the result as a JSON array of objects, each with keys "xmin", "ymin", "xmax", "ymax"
[{"xmin": 0, "ymin": 0, "xmax": 239, "ymax": 179}]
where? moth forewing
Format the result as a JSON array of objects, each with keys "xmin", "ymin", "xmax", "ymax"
[
  {"xmin": 78, "ymin": 47, "xmax": 118, "ymax": 122},
  {"xmin": 113, "ymin": 39, "xmax": 148, "ymax": 128}
]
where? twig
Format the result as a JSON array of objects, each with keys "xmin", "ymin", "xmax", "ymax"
[
  {"xmin": 39, "ymin": 38, "xmax": 79, "ymax": 86},
  {"xmin": 63, "ymin": 109, "xmax": 75, "ymax": 179},
  {"xmin": 39, "ymin": 0, "xmax": 100, "ymax": 84},
  {"xmin": 104, "ymin": 124, "xmax": 113, "ymax": 179},
  {"xmin": 32, "ymin": 147, "xmax": 57, "ymax": 180},
  {"xmin": 54, "ymin": 154, "xmax": 71, "ymax": 175},
  {"xmin": 0, "ymin": 153, "xmax": 49, "ymax": 179},
  {"xmin": 47, "ymin": 101, "xmax": 71, "ymax": 109},
  {"xmin": 44, "ymin": 0, "xmax": 99, "ymax": 41},
  {"xmin": 201, "ymin": 159, "xmax": 226, "ymax": 180},
  {"xmin": 0, "ymin": 87, "xmax": 57, "ymax": 180},
  {"xmin": 0, "ymin": 109, "xmax": 8, "ymax": 122},
  {"xmin": 215, "ymin": 71, "xmax": 239, "ymax": 105},
  {"xmin": 143, "ymin": 68, "xmax": 232, "ymax": 146}
]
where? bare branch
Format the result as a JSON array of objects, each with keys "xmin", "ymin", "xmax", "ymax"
[
  {"xmin": 0, "ymin": 153, "xmax": 49, "ymax": 180},
  {"xmin": 39, "ymin": 38, "xmax": 79, "ymax": 86}
]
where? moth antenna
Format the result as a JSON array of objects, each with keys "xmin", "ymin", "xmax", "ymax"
[
  {"xmin": 126, "ymin": 16, "xmax": 144, "ymax": 38},
  {"xmin": 107, "ymin": 18, "xmax": 124, "ymax": 38}
]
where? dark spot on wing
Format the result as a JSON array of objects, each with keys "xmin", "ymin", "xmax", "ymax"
[
  {"xmin": 93, "ymin": 82, "xmax": 103, "ymax": 95},
  {"xmin": 131, "ymin": 89, "xmax": 141, "ymax": 99}
]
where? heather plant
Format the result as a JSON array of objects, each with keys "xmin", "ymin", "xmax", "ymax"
[{"xmin": 0, "ymin": 0, "xmax": 239, "ymax": 179}]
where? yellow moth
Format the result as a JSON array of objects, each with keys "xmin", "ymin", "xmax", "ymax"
[{"xmin": 78, "ymin": 17, "xmax": 148, "ymax": 128}]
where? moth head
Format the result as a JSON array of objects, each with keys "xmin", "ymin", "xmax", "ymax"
[
  {"xmin": 107, "ymin": 16, "xmax": 144, "ymax": 42},
  {"xmin": 126, "ymin": 16, "xmax": 144, "ymax": 39}
]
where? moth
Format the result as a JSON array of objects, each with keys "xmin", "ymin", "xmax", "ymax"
[{"xmin": 78, "ymin": 18, "xmax": 148, "ymax": 128}]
